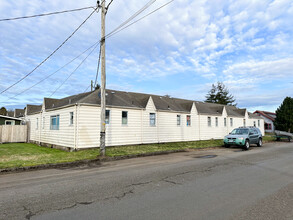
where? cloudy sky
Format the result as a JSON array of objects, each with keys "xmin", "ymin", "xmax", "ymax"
[{"xmin": 0, "ymin": 0, "xmax": 293, "ymax": 112}]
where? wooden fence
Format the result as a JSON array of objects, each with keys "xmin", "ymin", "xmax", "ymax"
[{"xmin": 0, "ymin": 125, "xmax": 28, "ymax": 143}]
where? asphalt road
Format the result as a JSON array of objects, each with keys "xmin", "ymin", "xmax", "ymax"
[{"xmin": 1, "ymin": 142, "xmax": 293, "ymax": 220}]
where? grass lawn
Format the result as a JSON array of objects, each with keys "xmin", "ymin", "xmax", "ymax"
[
  {"xmin": 0, "ymin": 139, "xmax": 223, "ymax": 169},
  {"xmin": 0, "ymin": 136, "xmax": 274, "ymax": 169}
]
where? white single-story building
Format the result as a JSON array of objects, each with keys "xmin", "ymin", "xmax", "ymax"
[{"xmin": 25, "ymin": 89, "xmax": 264, "ymax": 150}]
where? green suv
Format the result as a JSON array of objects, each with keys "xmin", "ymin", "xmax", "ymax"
[{"xmin": 224, "ymin": 126, "xmax": 263, "ymax": 150}]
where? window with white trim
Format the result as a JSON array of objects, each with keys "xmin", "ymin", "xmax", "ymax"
[
  {"xmin": 50, "ymin": 115, "xmax": 59, "ymax": 130},
  {"xmin": 42, "ymin": 117, "xmax": 45, "ymax": 129},
  {"xmin": 69, "ymin": 112, "xmax": 74, "ymax": 125},
  {"xmin": 5, "ymin": 120, "xmax": 15, "ymax": 125},
  {"xmin": 230, "ymin": 118, "xmax": 233, "ymax": 127},
  {"xmin": 215, "ymin": 117, "xmax": 218, "ymax": 127},
  {"xmin": 243, "ymin": 119, "xmax": 246, "ymax": 126},
  {"xmin": 122, "ymin": 111, "xmax": 128, "ymax": 125},
  {"xmin": 105, "ymin": 110, "xmax": 110, "ymax": 124},
  {"xmin": 177, "ymin": 115, "xmax": 181, "ymax": 126},
  {"xmin": 36, "ymin": 118, "xmax": 38, "ymax": 130},
  {"xmin": 224, "ymin": 118, "xmax": 227, "ymax": 127},
  {"xmin": 150, "ymin": 113, "xmax": 156, "ymax": 126},
  {"xmin": 186, "ymin": 115, "xmax": 191, "ymax": 126},
  {"xmin": 258, "ymin": 120, "xmax": 260, "ymax": 127},
  {"xmin": 208, "ymin": 117, "xmax": 211, "ymax": 127}
]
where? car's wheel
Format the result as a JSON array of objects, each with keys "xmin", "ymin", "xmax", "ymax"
[
  {"xmin": 243, "ymin": 139, "xmax": 250, "ymax": 150},
  {"xmin": 257, "ymin": 138, "xmax": 262, "ymax": 147},
  {"xmin": 224, "ymin": 144, "xmax": 230, "ymax": 148}
]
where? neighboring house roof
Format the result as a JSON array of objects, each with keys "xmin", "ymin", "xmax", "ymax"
[
  {"xmin": 27, "ymin": 88, "xmax": 258, "ymax": 117},
  {"xmin": 26, "ymin": 104, "xmax": 42, "ymax": 115},
  {"xmin": 14, "ymin": 109, "xmax": 25, "ymax": 118},
  {"xmin": 6, "ymin": 111, "xmax": 14, "ymax": 117},
  {"xmin": 253, "ymin": 110, "xmax": 276, "ymax": 121},
  {"xmin": 248, "ymin": 112, "xmax": 262, "ymax": 119},
  {"xmin": 0, "ymin": 115, "xmax": 22, "ymax": 121}
]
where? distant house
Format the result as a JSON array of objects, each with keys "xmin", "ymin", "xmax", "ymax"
[
  {"xmin": 253, "ymin": 110, "xmax": 276, "ymax": 133},
  {"xmin": 25, "ymin": 89, "xmax": 264, "ymax": 150},
  {"xmin": 0, "ymin": 115, "xmax": 22, "ymax": 125}
]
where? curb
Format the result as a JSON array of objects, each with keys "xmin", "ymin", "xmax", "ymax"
[{"xmin": 0, "ymin": 149, "xmax": 191, "ymax": 175}]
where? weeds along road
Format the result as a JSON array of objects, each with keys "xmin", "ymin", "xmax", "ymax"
[{"xmin": 1, "ymin": 142, "xmax": 293, "ymax": 220}]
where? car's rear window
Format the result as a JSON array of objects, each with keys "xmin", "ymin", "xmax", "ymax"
[{"xmin": 231, "ymin": 128, "xmax": 249, "ymax": 135}]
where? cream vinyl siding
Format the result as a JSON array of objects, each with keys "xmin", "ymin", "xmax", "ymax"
[
  {"xmin": 77, "ymin": 105, "xmax": 143, "ymax": 148},
  {"xmin": 26, "ymin": 107, "xmax": 75, "ymax": 148},
  {"xmin": 25, "ymin": 99, "xmax": 265, "ymax": 149}
]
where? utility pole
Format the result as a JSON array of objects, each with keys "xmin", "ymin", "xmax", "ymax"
[{"xmin": 99, "ymin": 0, "xmax": 106, "ymax": 157}]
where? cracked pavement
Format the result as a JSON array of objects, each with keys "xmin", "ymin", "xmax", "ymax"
[{"xmin": 1, "ymin": 142, "xmax": 293, "ymax": 220}]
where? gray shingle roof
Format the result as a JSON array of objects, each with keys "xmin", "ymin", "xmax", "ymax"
[
  {"xmin": 29, "ymin": 88, "xmax": 255, "ymax": 117},
  {"xmin": 26, "ymin": 104, "xmax": 42, "ymax": 115},
  {"xmin": 14, "ymin": 109, "xmax": 25, "ymax": 117}
]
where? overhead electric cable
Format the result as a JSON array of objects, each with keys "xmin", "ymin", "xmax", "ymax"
[
  {"xmin": 106, "ymin": 0, "xmax": 174, "ymax": 39},
  {"xmin": 0, "ymin": 6, "xmax": 96, "ymax": 22},
  {"xmin": 50, "ymin": 43, "xmax": 100, "ymax": 97},
  {"xmin": 105, "ymin": 0, "xmax": 156, "ymax": 38},
  {"xmin": 94, "ymin": 44, "xmax": 102, "ymax": 87},
  {"xmin": 5, "ymin": 42, "xmax": 99, "ymax": 102},
  {"xmin": 0, "ymin": 7, "xmax": 98, "ymax": 95}
]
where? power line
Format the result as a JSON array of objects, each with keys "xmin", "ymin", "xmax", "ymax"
[
  {"xmin": 0, "ymin": 6, "xmax": 96, "ymax": 22},
  {"xmin": 106, "ymin": 0, "xmax": 156, "ymax": 38},
  {"xmin": 0, "ymin": 7, "xmax": 98, "ymax": 95},
  {"xmin": 50, "ymin": 42, "xmax": 100, "ymax": 97},
  {"xmin": 94, "ymin": 44, "xmax": 102, "ymax": 87},
  {"xmin": 5, "ymin": 42, "xmax": 99, "ymax": 102},
  {"xmin": 107, "ymin": 0, "xmax": 174, "ymax": 39}
]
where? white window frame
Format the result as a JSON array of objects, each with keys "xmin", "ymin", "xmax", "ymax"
[
  {"xmin": 177, "ymin": 115, "xmax": 181, "ymax": 126},
  {"xmin": 5, "ymin": 120, "xmax": 15, "ymax": 125},
  {"xmin": 150, "ymin": 113, "xmax": 156, "ymax": 126},
  {"xmin": 230, "ymin": 118, "xmax": 233, "ymax": 127},
  {"xmin": 50, "ymin": 115, "xmax": 60, "ymax": 130},
  {"xmin": 215, "ymin": 117, "xmax": 218, "ymax": 127},
  {"xmin": 208, "ymin": 117, "xmax": 211, "ymax": 127},
  {"xmin": 69, "ymin": 112, "xmax": 74, "ymax": 125},
  {"xmin": 243, "ymin": 119, "xmax": 246, "ymax": 127},
  {"xmin": 224, "ymin": 118, "xmax": 227, "ymax": 127},
  {"xmin": 258, "ymin": 120, "xmax": 260, "ymax": 127},
  {"xmin": 105, "ymin": 110, "xmax": 110, "ymax": 124},
  {"xmin": 122, "ymin": 111, "xmax": 128, "ymax": 125},
  {"xmin": 186, "ymin": 115, "xmax": 191, "ymax": 126}
]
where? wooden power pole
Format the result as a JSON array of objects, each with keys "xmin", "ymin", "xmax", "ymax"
[{"xmin": 100, "ymin": 0, "xmax": 106, "ymax": 157}]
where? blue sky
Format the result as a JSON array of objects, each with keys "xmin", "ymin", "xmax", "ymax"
[{"xmin": 0, "ymin": 0, "xmax": 293, "ymax": 113}]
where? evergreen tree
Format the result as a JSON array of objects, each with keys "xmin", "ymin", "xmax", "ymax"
[
  {"xmin": 274, "ymin": 97, "xmax": 293, "ymax": 132},
  {"xmin": 205, "ymin": 82, "xmax": 236, "ymax": 105},
  {"xmin": 0, "ymin": 107, "xmax": 7, "ymax": 115}
]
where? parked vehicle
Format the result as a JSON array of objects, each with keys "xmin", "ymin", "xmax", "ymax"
[{"xmin": 224, "ymin": 126, "xmax": 263, "ymax": 150}]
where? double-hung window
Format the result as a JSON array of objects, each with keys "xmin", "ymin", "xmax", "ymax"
[
  {"xmin": 50, "ymin": 115, "xmax": 60, "ymax": 130},
  {"xmin": 243, "ymin": 119, "xmax": 246, "ymax": 126},
  {"xmin": 150, "ymin": 113, "xmax": 156, "ymax": 126},
  {"xmin": 186, "ymin": 115, "xmax": 191, "ymax": 126},
  {"xmin": 69, "ymin": 112, "xmax": 74, "ymax": 125},
  {"xmin": 208, "ymin": 117, "xmax": 211, "ymax": 127},
  {"xmin": 215, "ymin": 117, "xmax": 218, "ymax": 127},
  {"xmin": 36, "ymin": 118, "xmax": 38, "ymax": 130},
  {"xmin": 253, "ymin": 121, "xmax": 256, "ymax": 127},
  {"xmin": 224, "ymin": 118, "xmax": 227, "ymax": 127},
  {"xmin": 258, "ymin": 120, "xmax": 260, "ymax": 127},
  {"xmin": 230, "ymin": 118, "xmax": 233, "ymax": 127},
  {"xmin": 177, "ymin": 115, "xmax": 181, "ymax": 126},
  {"xmin": 122, "ymin": 111, "xmax": 128, "ymax": 125},
  {"xmin": 105, "ymin": 110, "xmax": 110, "ymax": 124}
]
